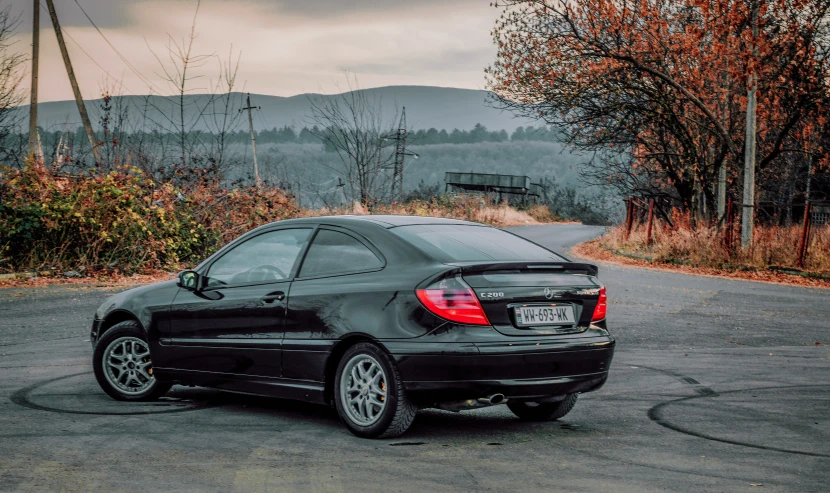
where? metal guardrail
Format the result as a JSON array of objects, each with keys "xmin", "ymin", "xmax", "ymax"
[
  {"xmin": 444, "ymin": 172, "xmax": 532, "ymax": 192},
  {"xmin": 444, "ymin": 172, "xmax": 542, "ymax": 203}
]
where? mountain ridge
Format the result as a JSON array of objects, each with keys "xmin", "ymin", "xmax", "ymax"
[{"xmin": 16, "ymin": 85, "xmax": 537, "ymax": 133}]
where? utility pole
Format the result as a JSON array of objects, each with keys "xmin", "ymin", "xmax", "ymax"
[
  {"xmin": 28, "ymin": 0, "xmax": 39, "ymax": 162},
  {"xmin": 241, "ymin": 93, "xmax": 261, "ymax": 186},
  {"xmin": 741, "ymin": 0, "xmax": 759, "ymax": 249},
  {"xmin": 45, "ymin": 0, "xmax": 101, "ymax": 165},
  {"xmin": 387, "ymin": 107, "xmax": 418, "ymax": 201}
]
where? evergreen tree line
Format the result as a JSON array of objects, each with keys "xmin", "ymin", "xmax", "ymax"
[
  {"xmin": 206, "ymin": 122, "xmax": 562, "ymax": 145},
  {"xmin": 25, "ymin": 123, "xmax": 562, "ymax": 149}
]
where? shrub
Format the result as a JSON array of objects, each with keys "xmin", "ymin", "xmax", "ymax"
[
  {"xmin": 0, "ymin": 165, "xmax": 297, "ymax": 274},
  {"xmin": 0, "ymin": 166, "xmax": 565, "ymax": 276},
  {"xmin": 600, "ymin": 212, "xmax": 830, "ymax": 274}
]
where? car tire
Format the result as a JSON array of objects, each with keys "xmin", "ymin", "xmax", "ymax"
[
  {"xmin": 507, "ymin": 394, "xmax": 578, "ymax": 422},
  {"xmin": 93, "ymin": 320, "xmax": 172, "ymax": 402},
  {"xmin": 333, "ymin": 342, "xmax": 417, "ymax": 439}
]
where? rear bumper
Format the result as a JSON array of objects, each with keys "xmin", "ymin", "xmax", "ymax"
[{"xmin": 384, "ymin": 335, "xmax": 614, "ymax": 402}]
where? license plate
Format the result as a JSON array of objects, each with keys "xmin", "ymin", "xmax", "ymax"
[{"xmin": 514, "ymin": 305, "xmax": 576, "ymax": 327}]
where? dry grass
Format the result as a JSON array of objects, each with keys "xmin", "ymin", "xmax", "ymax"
[
  {"xmin": 598, "ymin": 214, "xmax": 830, "ymax": 274},
  {"xmin": 306, "ymin": 196, "xmax": 563, "ymax": 227}
]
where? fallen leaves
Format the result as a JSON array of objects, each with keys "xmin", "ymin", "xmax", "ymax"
[{"xmin": 0, "ymin": 270, "xmax": 173, "ymax": 288}]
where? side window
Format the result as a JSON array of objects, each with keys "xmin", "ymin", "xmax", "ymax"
[
  {"xmin": 299, "ymin": 230, "xmax": 383, "ymax": 278},
  {"xmin": 205, "ymin": 229, "xmax": 312, "ymax": 287}
]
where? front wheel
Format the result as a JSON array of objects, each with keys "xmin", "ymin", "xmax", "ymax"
[
  {"xmin": 334, "ymin": 343, "xmax": 417, "ymax": 438},
  {"xmin": 93, "ymin": 321, "xmax": 172, "ymax": 401},
  {"xmin": 507, "ymin": 394, "xmax": 578, "ymax": 421}
]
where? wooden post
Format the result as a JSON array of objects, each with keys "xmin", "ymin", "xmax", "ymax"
[
  {"xmin": 240, "ymin": 94, "xmax": 260, "ymax": 186},
  {"xmin": 625, "ymin": 198, "xmax": 635, "ymax": 241},
  {"xmin": 646, "ymin": 198, "xmax": 655, "ymax": 246},
  {"xmin": 797, "ymin": 202, "xmax": 812, "ymax": 269},
  {"xmin": 624, "ymin": 198, "xmax": 630, "ymax": 240},
  {"xmin": 28, "ymin": 0, "xmax": 39, "ymax": 161},
  {"xmin": 45, "ymin": 0, "xmax": 101, "ymax": 165}
]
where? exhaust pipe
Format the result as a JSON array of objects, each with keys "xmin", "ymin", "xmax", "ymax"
[
  {"xmin": 436, "ymin": 393, "xmax": 506, "ymax": 412},
  {"xmin": 489, "ymin": 393, "xmax": 506, "ymax": 405}
]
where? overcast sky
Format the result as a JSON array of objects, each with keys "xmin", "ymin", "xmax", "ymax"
[{"xmin": 14, "ymin": 0, "xmax": 497, "ymax": 103}]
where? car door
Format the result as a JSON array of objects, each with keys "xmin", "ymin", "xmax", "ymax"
[
  {"xmin": 159, "ymin": 227, "xmax": 313, "ymax": 378},
  {"xmin": 283, "ymin": 227, "xmax": 386, "ymax": 382}
]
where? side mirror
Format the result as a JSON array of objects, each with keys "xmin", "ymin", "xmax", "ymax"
[{"xmin": 176, "ymin": 270, "xmax": 201, "ymax": 291}]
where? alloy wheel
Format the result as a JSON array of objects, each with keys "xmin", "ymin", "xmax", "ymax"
[
  {"xmin": 102, "ymin": 336, "xmax": 155, "ymax": 395},
  {"xmin": 340, "ymin": 354, "xmax": 388, "ymax": 426}
]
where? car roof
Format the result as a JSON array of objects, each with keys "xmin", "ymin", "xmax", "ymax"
[{"xmin": 262, "ymin": 215, "xmax": 486, "ymax": 229}]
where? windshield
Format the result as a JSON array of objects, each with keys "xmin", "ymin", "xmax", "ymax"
[{"xmin": 390, "ymin": 224, "xmax": 566, "ymax": 263}]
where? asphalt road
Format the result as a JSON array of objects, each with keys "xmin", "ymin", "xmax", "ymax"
[{"xmin": 1, "ymin": 224, "xmax": 828, "ymax": 492}]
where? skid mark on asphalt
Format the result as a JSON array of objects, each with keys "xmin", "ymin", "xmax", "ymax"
[
  {"xmin": 634, "ymin": 365, "xmax": 830, "ymax": 456},
  {"xmin": 9, "ymin": 372, "xmax": 222, "ymax": 416},
  {"xmin": 636, "ymin": 365, "xmax": 719, "ymax": 396},
  {"xmin": 647, "ymin": 383, "xmax": 830, "ymax": 458}
]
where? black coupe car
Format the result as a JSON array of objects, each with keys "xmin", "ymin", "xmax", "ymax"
[{"xmin": 91, "ymin": 215, "xmax": 614, "ymax": 438}]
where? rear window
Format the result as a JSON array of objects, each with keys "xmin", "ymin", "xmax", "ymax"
[{"xmin": 390, "ymin": 224, "xmax": 566, "ymax": 263}]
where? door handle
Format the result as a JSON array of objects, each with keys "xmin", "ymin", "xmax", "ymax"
[{"xmin": 262, "ymin": 292, "xmax": 285, "ymax": 303}]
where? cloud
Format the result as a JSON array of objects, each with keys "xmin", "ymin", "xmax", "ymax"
[
  {"xmin": 18, "ymin": 0, "xmax": 139, "ymax": 32},
  {"xmin": 243, "ymin": 0, "xmax": 484, "ymax": 18},
  {"xmin": 17, "ymin": 0, "xmax": 487, "ymax": 32},
  {"xmin": 15, "ymin": 0, "xmax": 499, "ymax": 102}
]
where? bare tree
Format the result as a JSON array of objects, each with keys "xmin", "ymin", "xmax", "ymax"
[
  {"xmin": 0, "ymin": 4, "xmax": 24, "ymax": 164},
  {"xmin": 205, "ymin": 46, "xmax": 243, "ymax": 170},
  {"xmin": 306, "ymin": 75, "xmax": 397, "ymax": 206},
  {"xmin": 146, "ymin": 0, "xmax": 214, "ymax": 168},
  {"xmin": 95, "ymin": 78, "xmax": 132, "ymax": 171}
]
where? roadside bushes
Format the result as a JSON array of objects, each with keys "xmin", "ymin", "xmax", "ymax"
[
  {"xmin": 0, "ymin": 165, "xmax": 568, "ymax": 276},
  {"xmin": 0, "ymin": 165, "xmax": 297, "ymax": 274},
  {"xmin": 600, "ymin": 212, "xmax": 830, "ymax": 274}
]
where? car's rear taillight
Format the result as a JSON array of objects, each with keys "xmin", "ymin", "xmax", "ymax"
[
  {"xmin": 416, "ymin": 276, "xmax": 490, "ymax": 325},
  {"xmin": 591, "ymin": 286, "xmax": 607, "ymax": 322}
]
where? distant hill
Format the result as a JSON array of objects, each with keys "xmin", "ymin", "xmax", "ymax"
[{"xmin": 16, "ymin": 86, "xmax": 537, "ymax": 133}]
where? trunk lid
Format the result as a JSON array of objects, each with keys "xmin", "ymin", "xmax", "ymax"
[{"xmin": 455, "ymin": 262, "xmax": 603, "ymax": 336}]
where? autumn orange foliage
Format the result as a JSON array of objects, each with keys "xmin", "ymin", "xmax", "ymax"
[{"xmin": 488, "ymin": 0, "xmax": 830, "ymax": 215}]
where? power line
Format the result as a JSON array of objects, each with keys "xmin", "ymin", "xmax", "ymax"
[
  {"xmin": 40, "ymin": 15, "xmax": 196, "ymax": 141},
  {"xmin": 69, "ymin": 0, "xmax": 169, "ymax": 95},
  {"xmin": 37, "ymin": 1, "xmax": 157, "ymax": 99},
  {"xmin": 44, "ymin": 9, "xmax": 176, "ymax": 132},
  {"xmin": 57, "ymin": 20, "xmax": 138, "ymax": 97}
]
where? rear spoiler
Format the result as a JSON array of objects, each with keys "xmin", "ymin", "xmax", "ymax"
[{"xmin": 452, "ymin": 262, "xmax": 599, "ymax": 277}]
